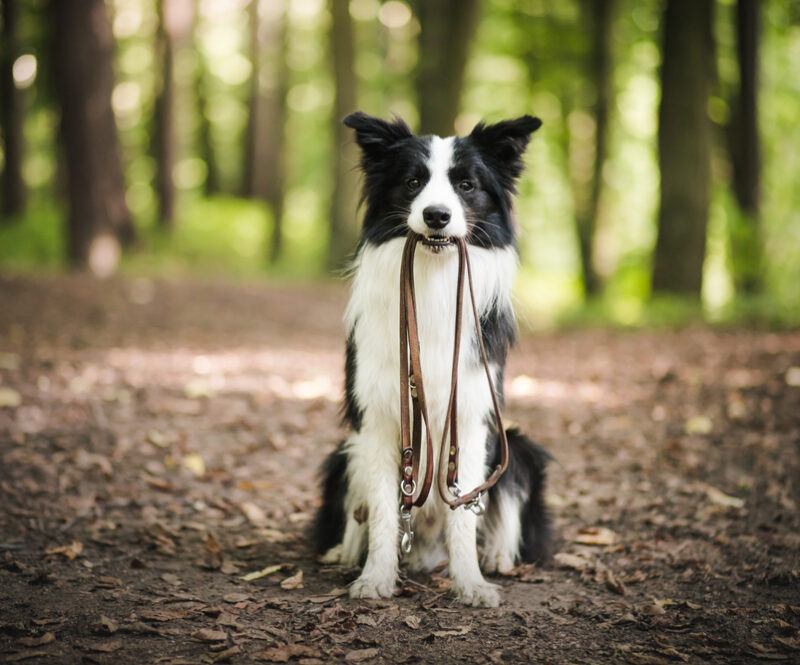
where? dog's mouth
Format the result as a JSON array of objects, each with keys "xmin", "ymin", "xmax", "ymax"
[{"xmin": 420, "ymin": 235, "xmax": 455, "ymax": 253}]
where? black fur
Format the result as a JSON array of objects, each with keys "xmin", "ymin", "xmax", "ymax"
[
  {"xmin": 486, "ymin": 427, "xmax": 553, "ymax": 563},
  {"xmin": 311, "ymin": 440, "xmax": 349, "ymax": 555},
  {"xmin": 478, "ymin": 302, "xmax": 517, "ymax": 368},
  {"xmin": 342, "ymin": 327, "xmax": 363, "ymax": 431}
]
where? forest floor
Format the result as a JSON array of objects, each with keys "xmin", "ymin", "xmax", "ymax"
[{"xmin": 0, "ymin": 274, "xmax": 799, "ymax": 665}]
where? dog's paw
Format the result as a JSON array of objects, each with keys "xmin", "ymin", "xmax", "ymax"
[
  {"xmin": 452, "ymin": 579, "xmax": 501, "ymax": 607},
  {"xmin": 482, "ymin": 550, "xmax": 515, "ymax": 575},
  {"xmin": 349, "ymin": 573, "xmax": 396, "ymax": 600},
  {"xmin": 319, "ymin": 544, "xmax": 342, "ymax": 565}
]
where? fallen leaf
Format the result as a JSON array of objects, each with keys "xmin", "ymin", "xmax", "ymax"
[
  {"xmin": 92, "ymin": 615, "xmax": 118, "ymax": 634},
  {"xmin": 161, "ymin": 573, "xmax": 182, "ymax": 586},
  {"xmin": 574, "ymin": 526, "xmax": 617, "ymax": 546},
  {"xmin": 706, "ymin": 486, "xmax": 745, "ymax": 509},
  {"xmin": 280, "ymin": 570, "xmax": 303, "ymax": 590},
  {"xmin": 256, "ymin": 644, "xmax": 321, "ymax": 662},
  {"xmin": 17, "ymin": 633, "xmax": 55, "ymax": 647},
  {"xmin": 404, "ymin": 615, "xmax": 421, "ymax": 629},
  {"xmin": 0, "ymin": 351, "xmax": 20, "ymax": 370},
  {"xmin": 0, "ymin": 386, "xmax": 22, "ymax": 408},
  {"xmin": 603, "ymin": 569, "xmax": 627, "ymax": 596},
  {"xmin": 775, "ymin": 636, "xmax": 800, "ymax": 651},
  {"xmin": 241, "ymin": 502, "xmax": 268, "ymax": 527},
  {"xmin": 212, "ymin": 646, "xmax": 242, "ymax": 662},
  {"xmin": 222, "ymin": 592, "xmax": 250, "ymax": 604},
  {"xmin": 139, "ymin": 608, "xmax": 193, "ymax": 622},
  {"xmin": 345, "ymin": 648, "xmax": 380, "ymax": 662},
  {"xmin": 193, "ymin": 628, "xmax": 227, "ymax": 642},
  {"xmin": 785, "ymin": 367, "xmax": 800, "ymax": 387},
  {"xmin": 45, "ymin": 540, "xmax": 83, "ymax": 560},
  {"xmin": 431, "ymin": 626, "xmax": 472, "ymax": 637},
  {"xmin": 6, "ymin": 650, "xmax": 51, "ymax": 662},
  {"xmin": 181, "ymin": 453, "xmax": 206, "ymax": 476},
  {"xmin": 685, "ymin": 415, "xmax": 713, "ymax": 435},
  {"xmin": 553, "ymin": 552, "xmax": 593, "ymax": 572},
  {"xmin": 240, "ymin": 564, "xmax": 284, "ymax": 582},
  {"xmin": 201, "ymin": 532, "xmax": 223, "ymax": 570}
]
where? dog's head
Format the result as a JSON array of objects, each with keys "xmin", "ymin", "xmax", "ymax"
[{"xmin": 344, "ymin": 111, "xmax": 541, "ymax": 251}]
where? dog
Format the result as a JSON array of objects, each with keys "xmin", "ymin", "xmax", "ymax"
[{"xmin": 311, "ymin": 112, "xmax": 552, "ymax": 607}]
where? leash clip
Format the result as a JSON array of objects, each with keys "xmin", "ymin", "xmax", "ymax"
[
  {"xmin": 466, "ymin": 492, "xmax": 486, "ymax": 516},
  {"xmin": 400, "ymin": 508, "xmax": 414, "ymax": 553}
]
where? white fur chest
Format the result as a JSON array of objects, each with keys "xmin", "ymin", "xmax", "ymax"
[{"xmin": 345, "ymin": 238, "xmax": 517, "ymax": 435}]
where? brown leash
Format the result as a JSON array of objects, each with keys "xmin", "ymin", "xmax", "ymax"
[{"xmin": 398, "ymin": 233, "xmax": 509, "ymax": 552}]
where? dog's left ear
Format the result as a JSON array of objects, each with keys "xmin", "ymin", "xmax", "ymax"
[{"xmin": 469, "ymin": 115, "xmax": 542, "ymax": 181}]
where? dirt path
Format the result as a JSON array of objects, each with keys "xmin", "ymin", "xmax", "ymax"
[{"xmin": 1, "ymin": 275, "xmax": 799, "ymax": 665}]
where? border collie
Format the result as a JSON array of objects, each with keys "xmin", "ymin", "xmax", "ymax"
[{"xmin": 312, "ymin": 112, "xmax": 552, "ymax": 607}]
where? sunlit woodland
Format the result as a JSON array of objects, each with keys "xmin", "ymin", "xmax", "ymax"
[{"xmin": 1, "ymin": 0, "xmax": 799, "ymax": 326}]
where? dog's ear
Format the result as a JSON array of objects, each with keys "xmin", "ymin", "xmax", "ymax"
[
  {"xmin": 469, "ymin": 115, "xmax": 542, "ymax": 184},
  {"xmin": 343, "ymin": 111, "xmax": 412, "ymax": 161}
]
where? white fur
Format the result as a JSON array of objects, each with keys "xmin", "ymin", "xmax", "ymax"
[
  {"xmin": 332, "ymin": 236, "xmax": 517, "ymax": 606},
  {"xmin": 407, "ymin": 137, "xmax": 468, "ymax": 238}
]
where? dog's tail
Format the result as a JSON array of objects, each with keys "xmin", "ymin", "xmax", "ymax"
[
  {"xmin": 487, "ymin": 427, "xmax": 554, "ymax": 563},
  {"xmin": 310, "ymin": 440, "xmax": 349, "ymax": 556}
]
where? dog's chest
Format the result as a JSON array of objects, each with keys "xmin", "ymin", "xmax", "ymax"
[{"xmin": 346, "ymin": 239, "xmax": 516, "ymax": 422}]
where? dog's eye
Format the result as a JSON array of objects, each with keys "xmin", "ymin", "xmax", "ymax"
[
  {"xmin": 407, "ymin": 178, "xmax": 421, "ymax": 191},
  {"xmin": 458, "ymin": 180, "xmax": 475, "ymax": 193}
]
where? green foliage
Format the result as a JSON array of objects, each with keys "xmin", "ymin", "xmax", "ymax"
[
  {"xmin": 0, "ymin": 201, "xmax": 63, "ymax": 270},
  {"xmin": 1, "ymin": 0, "xmax": 799, "ymax": 329}
]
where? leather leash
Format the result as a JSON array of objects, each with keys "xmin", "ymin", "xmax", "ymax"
[{"xmin": 398, "ymin": 232, "xmax": 509, "ymax": 552}]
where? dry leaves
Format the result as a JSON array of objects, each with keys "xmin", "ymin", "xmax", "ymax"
[{"xmin": 280, "ymin": 570, "xmax": 304, "ymax": 590}]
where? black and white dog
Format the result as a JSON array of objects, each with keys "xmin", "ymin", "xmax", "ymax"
[{"xmin": 312, "ymin": 112, "xmax": 552, "ymax": 607}]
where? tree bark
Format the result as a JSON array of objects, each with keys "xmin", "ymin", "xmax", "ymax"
[
  {"xmin": 241, "ymin": 0, "xmax": 262, "ymax": 199},
  {"xmin": 52, "ymin": 0, "xmax": 135, "ymax": 268},
  {"xmin": 651, "ymin": 0, "xmax": 713, "ymax": 297},
  {"xmin": 574, "ymin": 0, "xmax": 613, "ymax": 297},
  {"xmin": 415, "ymin": 0, "xmax": 480, "ymax": 136},
  {"xmin": 192, "ymin": 0, "xmax": 220, "ymax": 196},
  {"xmin": 261, "ymin": 0, "xmax": 288, "ymax": 264},
  {"xmin": 728, "ymin": 0, "xmax": 761, "ymax": 293},
  {"xmin": 327, "ymin": 0, "xmax": 359, "ymax": 270},
  {"xmin": 153, "ymin": 0, "xmax": 177, "ymax": 228},
  {"xmin": 1, "ymin": 0, "xmax": 27, "ymax": 218}
]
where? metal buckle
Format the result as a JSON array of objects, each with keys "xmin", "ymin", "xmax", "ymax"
[
  {"xmin": 400, "ymin": 508, "xmax": 414, "ymax": 553},
  {"xmin": 408, "ymin": 375, "xmax": 418, "ymax": 399},
  {"xmin": 400, "ymin": 479, "xmax": 416, "ymax": 497}
]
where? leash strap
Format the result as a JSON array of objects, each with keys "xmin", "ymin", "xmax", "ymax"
[{"xmin": 399, "ymin": 233, "xmax": 509, "ymax": 517}]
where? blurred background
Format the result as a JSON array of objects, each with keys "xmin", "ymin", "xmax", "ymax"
[{"xmin": 0, "ymin": 0, "xmax": 798, "ymax": 327}]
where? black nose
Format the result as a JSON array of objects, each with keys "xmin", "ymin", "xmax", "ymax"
[{"xmin": 422, "ymin": 206, "xmax": 451, "ymax": 229}]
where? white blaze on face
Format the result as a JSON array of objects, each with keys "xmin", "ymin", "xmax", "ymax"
[{"xmin": 407, "ymin": 136, "xmax": 467, "ymax": 238}]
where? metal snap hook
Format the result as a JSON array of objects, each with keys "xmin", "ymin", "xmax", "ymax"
[{"xmin": 400, "ymin": 508, "xmax": 414, "ymax": 553}]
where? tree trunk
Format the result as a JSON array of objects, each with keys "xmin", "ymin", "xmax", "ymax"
[
  {"xmin": 574, "ymin": 0, "xmax": 613, "ymax": 297},
  {"xmin": 192, "ymin": 0, "xmax": 220, "ymax": 196},
  {"xmin": 327, "ymin": 0, "xmax": 359, "ymax": 270},
  {"xmin": 261, "ymin": 0, "xmax": 288, "ymax": 264},
  {"xmin": 1, "ymin": 0, "xmax": 27, "ymax": 218},
  {"xmin": 52, "ymin": 0, "xmax": 135, "ymax": 269},
  {"xmin": 153, "ymin": 0, "xmax": 177, "ymax": 228},
  {"xmin": 415, "ymin": 0, "xmax": 480, "ymax": 136},
  {"xmin": 728, "ymin": 0, "xmax": 761, "ymax": 294},
  {"xmin": 651, "ymin": 0, "xmax": 713, "ymax": 297},
  {"xmin": 242, "ymin": 0, "xmax": 260, "ymax": 198}
]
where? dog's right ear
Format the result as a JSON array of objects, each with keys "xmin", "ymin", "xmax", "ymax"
[{"xmin": 343, "ymin": 112, "xmax": 412, "ymax": 161}]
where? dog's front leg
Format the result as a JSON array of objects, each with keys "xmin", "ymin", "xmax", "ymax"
[
  {"xmin": 445, "ymin": 419, "xmax": 500, "ymax": 607},
  {"xmin": 346, "ymin": 426, "xmax": 400, "ymax": 599}
]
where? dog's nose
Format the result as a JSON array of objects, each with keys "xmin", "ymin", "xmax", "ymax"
[{"xmin": 422, "ymin": 206, "xmax": 451, "ymax": 230}]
